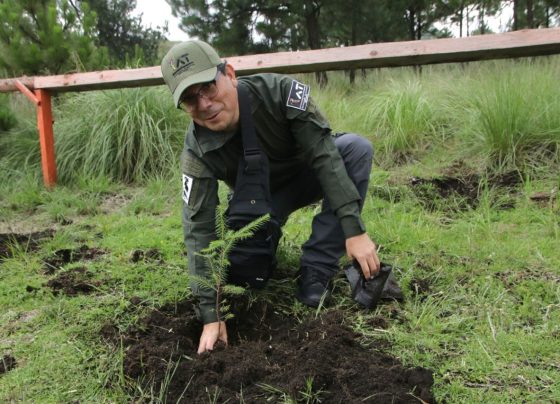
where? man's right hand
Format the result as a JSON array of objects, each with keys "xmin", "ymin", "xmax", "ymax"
[{"xmin": 197, "ymin": 321, "xmax": 228, "ymax": 354}]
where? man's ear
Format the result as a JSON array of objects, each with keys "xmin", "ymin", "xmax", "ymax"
[{"xmin": 225, "ymin": 63, "xmax": 238, "ymax": 87}]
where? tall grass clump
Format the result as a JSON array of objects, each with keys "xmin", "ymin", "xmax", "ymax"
[
  {"xmin": 307, "ymin": 71, "xmax": 373, "ymax": 134},
  {"xmin": 0, "ymin": 93, "xmax": 17, "ymax": 132},
  {"xmin": 0, "ymin": 93, "xmax": 36, "ymax": 165},
  {"xmin": 358, "ymin": 77, "xmax": 444, "ymax": 166},
  {"xmin": 0, "ymin": 87, "xmax": 187, "ymax": 184},
  {"xmin": 457, "ymin": 59, "xmax": 560, "ymax": 171},
  {"xmin": 0, "ymin": 115, "xmax": 41, "ymax": 172},
  {"xmin": 54, "ymin": 87, "xmax": 186, "ymax": 183}
]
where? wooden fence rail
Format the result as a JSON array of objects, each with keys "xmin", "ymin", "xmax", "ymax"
[{"xmin": 1, "ymin": 28, "xmax": 560, "ymax": 186}]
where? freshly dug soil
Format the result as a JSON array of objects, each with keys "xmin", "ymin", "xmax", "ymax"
[
  {"xmin": 42, "ymin": 245, "xmax": 106, "ymax": 274},
  {"xmin": 45, "ymin": 267, "xmax": 101, "ymax": 296},
  {"xmin": 115, "ymin": 299, "xmax": 434, "ymax": 403},
  {"xmin": 0, "ymin": 230, "xmax": 55, "ymax": 261},
  {"xmin": 0, "ymin": 354, "xmax": 17, "ymax": 375}
]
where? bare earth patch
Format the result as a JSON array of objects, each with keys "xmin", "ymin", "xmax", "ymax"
[
  {"xmin": 110, "ymin": 298, "xmax": 435, "ymax": 403},
  {"xmin": 0, "ymin": 230, "xmax": 55, "ymax": 261},
  {"xmin": 42, "ymin": 245, "xmax": 106, "ymax": 274},
  {"xmin": 409, "ymin": 170, "xmax": 521, "ymax": 211}
]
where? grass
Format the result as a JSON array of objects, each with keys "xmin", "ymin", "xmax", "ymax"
[
  {"xmin": 1, "ymin": 57, "xmax": 559, "ymax": 402},
  {"xmin": 455, "ymin": 60, "xmax": 560, "ymax": 171}
]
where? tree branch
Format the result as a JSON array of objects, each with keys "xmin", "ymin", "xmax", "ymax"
[{"xmin": 68, "ymin": 0, "xmax": 82, "ymax": 22}]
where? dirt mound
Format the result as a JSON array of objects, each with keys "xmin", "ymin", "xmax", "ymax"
[
  {"xmin": 45, "ymin": 267, "xmax": 101, "ymax": 296},
  {"xmin": 42, "ymin": 245, "xmax": 106, "ymax": 274},
  {"xmin": 115, "ymin": 299, "xmax": 434, "ymax": 403},
  {"xmin": 0, "ymin": 230, "xmax": 54, "ymax": 261},
  {"xmin": 0, "ymin": 354, "xmax": 17, "ymax": 375}
]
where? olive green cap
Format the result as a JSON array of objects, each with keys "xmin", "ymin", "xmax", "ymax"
[{"xmin": 161, "ymin": 40, "xmax": 222, "ymax": 108}]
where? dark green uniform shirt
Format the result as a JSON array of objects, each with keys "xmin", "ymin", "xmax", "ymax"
[{"xmin": 181, "ymin": 73, "xmax": 365, "ymax": 323}]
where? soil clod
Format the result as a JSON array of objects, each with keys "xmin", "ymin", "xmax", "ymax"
[
  {"xmin": 0, "ymin": 354, "xmax": 17, "ymax": 375},
  {"xmin": 129, "ymin": 248, "xmax": 163, "ymax": 263},
  {"xmin": 410, "ymin": 277, "xmax": 432, "ymax": 299},
  {"xmin": 45, "ymin": 267, "xmax": 101, "ymax": 296},
  {"xmin": 42, "ymin": 245, "xmax": 105, "ymax": 274},
  {"xmin": 115, "ymin": 299, "xmax": 435, "ymax": 403},
  {"xmin": 25, "ymin": 285, "xmax": 39, "ymax": 293},
  {"xmin": 530, "ymin": 190, "xmax": 557, "ymax": 206}
]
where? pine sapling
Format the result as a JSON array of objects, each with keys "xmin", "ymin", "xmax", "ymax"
[{"xmin": 193, "ymin": 205, "xmax": 270, "ymax": 330}]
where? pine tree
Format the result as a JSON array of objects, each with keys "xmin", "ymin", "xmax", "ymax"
[
  {"xmin": 81, "ymin": 0, "xmax": 167, "ymax": 67},
  {"xmin": 0, "ymin": 0, "xmax": 107, "ymax": 75}
]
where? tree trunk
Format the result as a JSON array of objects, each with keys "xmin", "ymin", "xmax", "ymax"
[
  {"xmin": 479, "ymin": 4, "xmax": 485, "ymax": 34},
  {"xmin": 407, "ymin": 7, "xmax": 416, "ymax": 40},
  {"xmin": 466, "ymin": 5, "xmax": 470, "ymax": 36},
  {"xmin": 349, "ymin": 0, "xmax": 357, "ymax": 85},
  {"xmin": 527, "ymin": 0, "xmax": 534, "ymax": 28},
  {"xmin": 459, "ymin": 6, "xmax": 463, "ymax": 37},
  {"xmin": 304, "ymin": 0, "xmax": 327, "ymax": 86},
  {"xmin": 513, "ymin": 0, "xmax": 519, "ymax": 31}
]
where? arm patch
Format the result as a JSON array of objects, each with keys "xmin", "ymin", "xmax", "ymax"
[
  {"xmin": 182, "ymin": 174, "xmax": 193, "ymax": 205},
  {"xmin": 286, "ymin": 80, "xmax": 310, "ymax": 111}
]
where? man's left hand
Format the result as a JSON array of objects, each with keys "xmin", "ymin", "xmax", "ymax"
[{"xmin": 346, "ymin": 233, "xmax": 380, "ymax": 279}]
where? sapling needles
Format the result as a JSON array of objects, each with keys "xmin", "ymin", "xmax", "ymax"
[{"xmin": 193, "ymin": 206, "xmax": 270, "ymax": 330}]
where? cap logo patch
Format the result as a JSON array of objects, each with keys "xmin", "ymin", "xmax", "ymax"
[
  {"xmin": 286, "ymin": 80, "xmax": 309, "ymax": 111},
  {"xmin": 172, "ymin": 53, "xmax": 195, "ymax": 77}
]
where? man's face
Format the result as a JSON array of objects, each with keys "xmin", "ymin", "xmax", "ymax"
[{"xmin": 181, "ymin": 64, "xmax": 239, "ymax": 133}]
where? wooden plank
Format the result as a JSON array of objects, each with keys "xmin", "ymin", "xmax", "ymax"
[
  {"xmin": 0, "ymin": 77, "xmax": 34, "ymax": 93},
  {"xmin": 0, "ymin": 28, "xmax": 559, "ymax": 93},
  {"xmin": 34, "ymin": 66, "xmax": 163, "ymax": 92},
  {"xmin": 231, "ymin": 28, "xmax": 560, "ymax": 74}
]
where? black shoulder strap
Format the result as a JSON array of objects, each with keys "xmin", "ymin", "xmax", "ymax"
[
  {"xmin": 226, "ymin": 84, "xmax": 272, "ymax": 218},
  {"xmin": 238, "ymin": 84, "xmax": 263, "ymax": 172}
]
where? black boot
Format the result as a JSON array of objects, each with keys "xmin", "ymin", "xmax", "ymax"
[{"xmin": 296, "ymin": 267, "xmax": 332, "ymax": 307}]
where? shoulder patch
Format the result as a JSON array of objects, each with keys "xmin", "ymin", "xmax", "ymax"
[{"xmin": 286, "ymin": 80, "xmax": 310, "ymax": 111}]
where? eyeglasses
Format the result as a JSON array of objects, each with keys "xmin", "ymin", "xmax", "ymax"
[{"xmin": 179, "ymin": 72, "xmax": 221, "ymax": 112}]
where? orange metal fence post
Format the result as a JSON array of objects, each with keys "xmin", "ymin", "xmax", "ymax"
[{"xmin": 35, "ymin": 89, "xmax": 57, "ymax": 187}]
